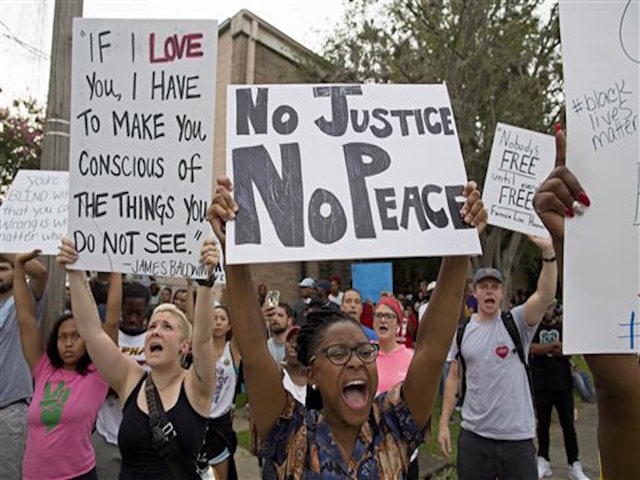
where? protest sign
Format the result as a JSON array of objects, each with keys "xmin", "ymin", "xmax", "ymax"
[
  {"xmin": 225, "ymin": 84, "xmax": 482, "ymax": 264},
  {"xmin": 67, "ymin": 19, "xmax": 217, "ymax": 277},
  {"xmin": 560, "ymin": 0, "xmax": 639, "ymax": 353},
  {"xmin": 0, "ymin": 170, "xmax": 69, "ymax": 255},
  {"xmin": 482, "ymin": 123, "xmax": 555, "ymax": 237},
  {"xmin": 351, "ymin": 262, "xmax": 393, "ymax": 304}
]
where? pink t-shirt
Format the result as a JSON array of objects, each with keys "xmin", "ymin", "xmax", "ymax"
[
  {"xmin": 376, "ymin": 345, "xmax": 414, "ymax": 395},
  {"xmin": 23, "ymin": 355, "xmax": 109, "ymax": 480}
]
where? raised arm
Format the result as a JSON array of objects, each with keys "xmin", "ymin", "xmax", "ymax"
[
  {"xmin": 533, "ymin": 127, "xmax": 640, "ymax": 479},
  {"xmin": 103, "ymin": 272, "xmax": 122, "ymax": 343},
  {"xmin": 185, "ymin": 239, "xmax": 218, "ymax": 413},
  {"xmin": 207, "ymin": 176, "xmax": 286, "ymax": 440},
  {"xmin": 12, "ymin": 250, "xmax": 45, "ymax": 372},
  {"xmin": 522, "ymin": 235, "xmax": 557, "ymax": 326},
  {"xmin": 403, "ymin": 182, "xmax": 487, "ymax": 429},
  {"xmin": 57, "ymin": 239, "xmax": 143, "ymax": 396}
]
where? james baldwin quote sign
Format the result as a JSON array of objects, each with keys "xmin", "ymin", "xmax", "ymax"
[
  {"xmin": 225, "ymin": 84, "xmax": 482, "ymax": 264},
  {"xmin": 67, "ymin": 19, "xmax": 217, "ymax": 277},
  {"xmin": 482, "ymin": 123, "xmax": 555, "ymax": 238}
]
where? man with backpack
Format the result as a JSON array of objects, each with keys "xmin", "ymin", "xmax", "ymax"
[{"xmin": 438, "ymin": 236, "xmax": 557, "ymax": 480}]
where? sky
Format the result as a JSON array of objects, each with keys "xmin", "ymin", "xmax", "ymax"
[{"xmin": 0, "ymin": 0, "xmax": 347, "ymax": 106}]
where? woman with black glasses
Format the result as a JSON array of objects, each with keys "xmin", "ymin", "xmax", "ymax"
[{"xmin": 207, "ymin": 176, "xmax": 487, "ymax": 479}]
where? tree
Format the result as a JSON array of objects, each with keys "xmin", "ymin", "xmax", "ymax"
[
  {"xmin": 310, "ymin": 0, "xmax": 563, "ymax": 297},
  {"xmin": 0, "ymin": 97, "xmax": 44, "ymax": 199}
]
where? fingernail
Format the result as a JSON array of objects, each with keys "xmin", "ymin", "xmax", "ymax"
[
  {"xmin": 554, "ymin": 123, "xmax": 562, "ymax": 133},
  {"xmin": 564, "ymin": 207, "xmax": 574, "ymax": 217},
  {"xmin": 578, "ymin": 191, "xmax": 590, "ymax": 207}
]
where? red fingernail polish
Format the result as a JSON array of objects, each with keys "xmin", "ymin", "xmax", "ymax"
[
  {"xmin": 578, "ymin": 191, "xmax": 590, "ymax": 207},
  {"xmin": 554, "ymin": 123, "xmax": 562, "ymax": 133},
  {"xmin": 564, "ymin": 207, "xmax": 574, "ymax": 217}
]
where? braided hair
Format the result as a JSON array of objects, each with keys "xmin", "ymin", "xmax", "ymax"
[{"xmin": 296, "ymin": 307, "xmax": 359, "ymax": 367}]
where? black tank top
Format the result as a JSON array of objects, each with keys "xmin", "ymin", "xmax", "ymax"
[{"xmin": 118, "ymin": 375, "xmax": 207, "ymax": 479}]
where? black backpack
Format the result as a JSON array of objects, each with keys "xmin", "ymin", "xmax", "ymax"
[{"xmin": 455, "ymin": 310, "xmax": 535, "ymax": 406}]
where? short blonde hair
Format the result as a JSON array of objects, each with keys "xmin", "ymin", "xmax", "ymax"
[{"xmin": 151, "ymin": 303, "xmax": 192, "ymax": 341}]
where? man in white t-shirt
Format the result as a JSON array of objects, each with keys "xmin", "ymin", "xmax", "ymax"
[
  {"xmin": 93, "ymin": 281, "xmax": 150, "ymax": 478},
  {"xmin": 438, "ymin": 236, "xmax": 557, "ymax": 480}
]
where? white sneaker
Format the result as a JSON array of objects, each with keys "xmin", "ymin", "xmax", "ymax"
[
  {"xmin": 537, "ymin": 456, "xmax": 552, "ymax": 478},
  {"xmin": 569, "ymin": 461, "xmax": 590, "ymax": 480}
]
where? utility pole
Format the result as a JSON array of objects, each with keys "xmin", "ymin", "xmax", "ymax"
[{"xmin": 40, "ymin": 0, "xmax": 83, "ymax": 339}]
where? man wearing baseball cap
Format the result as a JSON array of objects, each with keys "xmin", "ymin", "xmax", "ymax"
[
  {"xmin": 293, "ymin": 277, "xmax": 316, "ymax": 327},
  {"xmin": 438, "ymin": 236, "xmax": 558, "ymax": 480}
]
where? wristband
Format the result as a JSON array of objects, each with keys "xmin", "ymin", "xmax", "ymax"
[
  {"xmin": 542, "ymin": 256, "xmax": 556, "ymax": 263},
  {"xmin": 195, "ymin": 274, "xmax": 216, "ymax": 288}
]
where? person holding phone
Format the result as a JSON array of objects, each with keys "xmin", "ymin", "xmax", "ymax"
[{"xmin": 266, "ymin": 300, "xmax": 293, "ymax": 367}]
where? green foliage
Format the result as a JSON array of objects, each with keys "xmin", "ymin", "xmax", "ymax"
[
  {"xmin": 310, "ymin": 0, "xmax": 564, "ymax": 294},
  {"xmin": 0, "ymin": 97, "xmax": 44, "ymax": 197}
]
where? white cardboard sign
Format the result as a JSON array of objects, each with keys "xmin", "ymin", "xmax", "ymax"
[
  {"xmin": 0, "ymin": 170, "xmax": 69, "ymax": 255},
  {"xmin": 560, "ymin": 0, "xmax": 639, "ymax": 354},
  {"xmin": 67, "ymin": 18, "xmax": 217, "ymax": 277},
  {"xmin": 225, "ymin": 84, "xmax": 482, "ymax": 264},
  {"xmin": 483, "ymin": 123, "xmax": 555, "ymax": 237}
]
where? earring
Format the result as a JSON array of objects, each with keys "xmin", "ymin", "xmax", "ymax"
[{"xmin": 311, "ymin": 384, "xmax": 317, "ymax": 390}]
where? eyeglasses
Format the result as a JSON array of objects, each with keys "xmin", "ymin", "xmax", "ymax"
[
  {"xmin": 374, "ymin": 312, "xmax": 397, "ymax": 321},
  {"xmin": 309, "ymin": 343, "xmax": 379, "ymax": 366}
]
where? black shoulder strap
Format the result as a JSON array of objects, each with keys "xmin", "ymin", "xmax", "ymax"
[
  {"xmin": 455, "ymin": 318, "xmax": 471, "ymax": 404},
  {"xmin": 501, "ymin": 311, "xmax": 535, "ymax": 405},
  {"xmin": 144, "ymin": 373, "xmax": 201, "ymax": 480}
]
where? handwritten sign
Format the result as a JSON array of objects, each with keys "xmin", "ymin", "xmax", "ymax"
[
  {"xmin": 67, "ymin": 19, "xmax": 217, "ymax": 277},
  {"xmin": 225, "ymin": 84, "xmax": 482, "ymax": 264},
  {"xmin": 560, "ymin": 0, "xmax": 639, "ymax": 353},
  {"xmin": 0, "ymin": 170, "xmax": 69, "ymax": 255},
  {"xmin": 483, "ymin": 123, "xmax": 555, "ymax": 237},
  {"xmin": 351, "ymin": 262, "xmax": 393, "ymax": 304}
]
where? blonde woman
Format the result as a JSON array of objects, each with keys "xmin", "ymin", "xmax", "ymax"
[{"xmin": 57, "ymin": 238, "xmax": 219, "ymax": 479}]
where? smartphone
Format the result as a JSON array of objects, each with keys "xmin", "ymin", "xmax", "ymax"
[{"xmin": 266, "ymin": 290, "xmax": 280, "ymax": 308}]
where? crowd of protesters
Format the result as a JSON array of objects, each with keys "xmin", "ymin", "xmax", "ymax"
[{"xmin": 1, "ymin": 128, "xmax": 639, "ymax": 480}]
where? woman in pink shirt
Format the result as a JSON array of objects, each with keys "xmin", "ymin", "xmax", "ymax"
[
  {"xmin": 374, "ymin": 296, "xmax": 419, "ymax": 477},
  {"xmin": 373, "ymin": 297, "xmax": 415, "ymax": 395},
  {"xmin": 12, "ymin": 250, "xmax": 114, "ymax": 480}
]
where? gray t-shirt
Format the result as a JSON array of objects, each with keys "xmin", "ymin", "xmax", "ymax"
[
  {"xmin": 267, "ymin": 337, "xmax": 286, "ymax": 366},
  {"xmin": 447, "ymin": 305, "xmax": 537, "ymax": 440},
  {"xmin": 0, "ymin": 293, "xmax": 45, "ymax": 408}
]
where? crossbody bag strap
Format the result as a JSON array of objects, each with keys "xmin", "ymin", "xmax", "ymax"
[{"xmin": 144, "ymin": 373, "xmax": 201, "ymax": 480}]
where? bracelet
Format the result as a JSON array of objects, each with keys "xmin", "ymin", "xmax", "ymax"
[
  {"xmin": 542, "ymin": 256, "xmax": 556, "ymax": 262},
  {"xmin": 195, "ymin": 274, "xmax": 216, "ymax": 288}
]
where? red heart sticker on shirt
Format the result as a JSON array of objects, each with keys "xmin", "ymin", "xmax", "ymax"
[{"xmin": 495, "ymin": 345, "xmax": 509, "ymax": 359}]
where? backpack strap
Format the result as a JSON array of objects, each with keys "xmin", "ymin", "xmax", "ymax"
[
  {"xmin": 144, "ymin": 372, "xmax": 202, "ymax": 480},
  {"xmin": 501, "ymin": 310, "xmax": 536, "ymax": 406},
  {"xmin": 455, "ymin": 318, "xmax": 471, "ymax": 405}
]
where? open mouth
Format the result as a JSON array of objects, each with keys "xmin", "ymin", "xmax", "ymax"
[
  {"xmin": 378, "ymin": 325, "xmax": 389, "ymax": 332},
  {"xmin": 485, "ymin": 298, "xmax": 496, "ymax": 306},
  {"xmin": 341, "ymin": 380, "xmax": 369, "ymax": 410},
  {"xmin": 149, "ymin": 342, "xmax": 163, "ymax": 353}
]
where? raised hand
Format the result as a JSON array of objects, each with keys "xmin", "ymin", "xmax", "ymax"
[
  {"xmin": 460, "ymin": 180, "xmax": 488, "ymax": 233},
  {"xmin": 56, "ymin": 238, "xmax": 78, "ymax": 268},
  {"xmin": 15, "ymin": 249, "xmax": 42, "ymax": 266},
  {"xmin": 206, "ymin": 176, "xmax": 238, "ymax": 250},
  {"xmin": 200, "ymin": 238, "xmax": 220, "ymax": 275},
  {"xmin": 527, "ymin": 234, "xmax": 554, "ymax": 257},
  {"xmin": 533, "ymin": 127, "xmax": 590, "ymax": 242}
]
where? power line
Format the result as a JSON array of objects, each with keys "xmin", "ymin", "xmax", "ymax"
[{"xmin": 0, "ymin": 19, "xmax": 50, "ymax": 60}]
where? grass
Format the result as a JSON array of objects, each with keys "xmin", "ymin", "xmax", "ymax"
[{"xmin": 237, "ymin": 428, "xmax": 251, "ymax": 452}]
